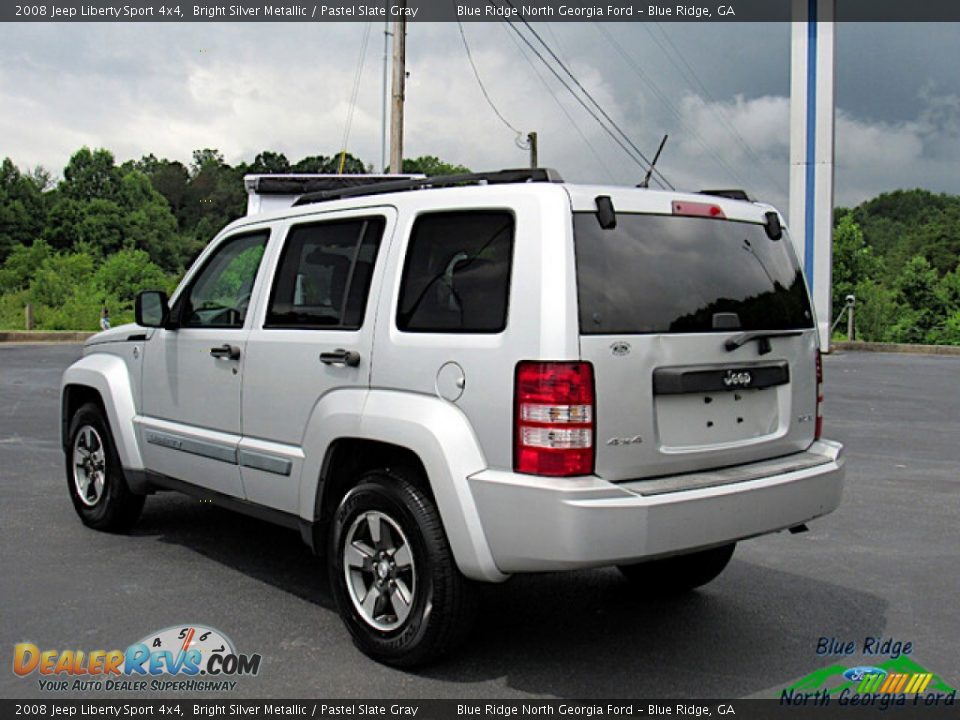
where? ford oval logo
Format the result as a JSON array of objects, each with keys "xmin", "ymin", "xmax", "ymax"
[
  {"xmin": 843, "ymin": 666, "xmax": 887, "ymax": 682},
  {"xmin": 723, "ymin": 370, "xmax": 752, "ymax": 387}
]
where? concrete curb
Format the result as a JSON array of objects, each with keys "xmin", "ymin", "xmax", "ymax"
[
  {"xmin": 831, "ymin": 340, "xmax": 960, "ymax": 356},
  {"xmin": 0, "ymin": 331, "xmax": 95, "ymax": 343}
]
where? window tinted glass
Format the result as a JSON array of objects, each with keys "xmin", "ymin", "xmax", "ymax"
[
  {"xmin": 397, "ymin": 211, "xmax": 514, "ymax": 333},
  {"xmin": 183, "ymin": 232, "xmax": 268, "ymax": 328},
  {"xmin": 573, "ymin": 213, "xmax": 814, "ymax": 334},
  {"xmin": 266, "ymin": 217, "xmax": 385, "ymax": 329}
]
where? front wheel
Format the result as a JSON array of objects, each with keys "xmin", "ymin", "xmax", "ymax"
[
  {"xmin": 65, "ymin": 402, "xmax": 144, "ymax": 532},
  {"xmin": 329, "ymin": 469, "xmax": 478, "ymax": 667},
  {"xmin": 617, "ymin": 543, "xmax": 736, "ymax": 594}
]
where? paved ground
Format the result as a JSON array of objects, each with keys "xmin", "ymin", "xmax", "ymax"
[{"xmin": 1, "ymin": 345, "xmax": 957, "ymax": 699}]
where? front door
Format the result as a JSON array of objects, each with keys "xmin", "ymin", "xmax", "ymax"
[{"xmin": 139, "ymin": 229, "xmax": 270, "ymax": 498}]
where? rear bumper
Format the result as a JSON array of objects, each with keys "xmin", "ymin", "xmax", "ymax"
[{"xmin": 467, "ymin": 439, "xmax": 844, "ymax": 574}]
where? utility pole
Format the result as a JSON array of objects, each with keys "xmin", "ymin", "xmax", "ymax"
[
  {"xmin": 389, "ymin": 3, "xmax": 407, "ymax": 175},
  {"xmin": 527, "ymin": 132, "xmax": 538, "ymax": 169},
  {"xmin": 381, "ymin": 14, "xmax": 390, "ymax": 172}
]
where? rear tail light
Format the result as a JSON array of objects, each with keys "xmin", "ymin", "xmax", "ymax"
[
  {"xmin": 514, "ymin": 361, "xmax": 595, "ymax": 476},
  {"xmin": 815, "ymin": 350, "xmax": 824, "ymax": 440}
]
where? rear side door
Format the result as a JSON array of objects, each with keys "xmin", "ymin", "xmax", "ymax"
[
  {"xmin": 573, "ymin": 195, "xmax": 819, "ymax": 482},
  {"xmin": 139, "ymin": 229, "xmax": 270, "ymax": 497},
  {"xmin": 239, "ymin": 209, "xmax": 394, "ymax": 514}
]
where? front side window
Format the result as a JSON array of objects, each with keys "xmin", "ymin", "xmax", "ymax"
[
  {"xmin": 266, "ymin": 217, "xmax": 385, "ymax": 329},
  {"xmin": 182, "ymin": 231, "xmax": 268, "ymax": 328},
  {"xmin": 397, "ymin": 211, "xmax": 514, "ymax": 333}
]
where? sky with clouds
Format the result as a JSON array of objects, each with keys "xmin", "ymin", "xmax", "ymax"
[{"xmin": 1, "ymin": 20, "xmax": 958, "ymax": 213}]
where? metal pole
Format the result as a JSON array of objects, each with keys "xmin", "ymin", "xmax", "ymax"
[
  {"xmin": 527, "ymin": 132, "xmax": 538, "ymax": 169},
  {"xmin": 24, "ymin": 303, "xmax": 33, "ymax": 331},
  {"xmin": 389, "ymin": 7, "xmax": 406, "ymax": 175},
  {"xmin": 847, "ymin": 297, "xmax": 855, "ymax": 341}
]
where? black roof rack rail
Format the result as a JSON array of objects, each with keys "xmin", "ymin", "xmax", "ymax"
[
  {"xmin": 700, "ymin": 189, "xmax": 752, "ymax": 202},
  {"xmin": 293, "ymin": 167, "xmax": 564, "ymax": 206}
]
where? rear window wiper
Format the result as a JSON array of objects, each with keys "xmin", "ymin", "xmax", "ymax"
[{"xmin": 724, "ymin": 330, "xmax": 804, "ymax": 355}]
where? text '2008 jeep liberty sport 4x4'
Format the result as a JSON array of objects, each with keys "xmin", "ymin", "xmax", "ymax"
[{"xmin": 61, "ymin": 169, "xmax": 844, "ymax": 666}]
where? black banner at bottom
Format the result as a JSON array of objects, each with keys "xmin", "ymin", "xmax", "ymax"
[{"xmin": 3, "ymin": 698, "xmax": 959, "ymax": 720}]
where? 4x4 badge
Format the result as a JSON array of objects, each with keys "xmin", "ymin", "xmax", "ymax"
[{"xmin": 610, "ymin": 341, "xmax": 631, "ymax": 356}]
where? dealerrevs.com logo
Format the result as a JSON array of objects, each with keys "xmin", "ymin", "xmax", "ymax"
[{"xmin": 13, "ymin": 624, "xmax": 262, "ymax": 692}]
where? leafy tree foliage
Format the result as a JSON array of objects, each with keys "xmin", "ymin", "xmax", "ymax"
[
  {"xmin": 0, "ymin": 148, "xmax": 482, "ymax": 330},
  {"xmin": 402, "ymin": 156, "xmax": 471, "ymax": 176}
]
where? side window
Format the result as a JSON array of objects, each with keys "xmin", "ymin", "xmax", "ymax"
[
  {"xmin": 397, "ymin": 211, "xmax": 514, "ymax": 333},
  {"xmin": 182, "ymin": 231, "xmax": 268, "ymax": 329},
  {"xmin": 266, "ymin": 217, "xmax": 385, "ymax": 329}
]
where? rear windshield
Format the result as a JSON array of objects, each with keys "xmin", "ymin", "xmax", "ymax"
[{"xmin": 573, "ymin": 212, "xmax": 814, "ymax": 335}]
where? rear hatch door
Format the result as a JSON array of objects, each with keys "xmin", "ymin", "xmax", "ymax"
[{"xmin": 571, "ymin": 189, "xmax": 819, "ymax": 482}]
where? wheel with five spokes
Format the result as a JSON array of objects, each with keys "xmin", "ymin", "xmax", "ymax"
[
  {"xmin": 329, "ymin": 468, "xmax": 478, "ymax": 667},
  {"xmin": 65, "ymin": 402, "xmax": 144, "ymax": 531}
]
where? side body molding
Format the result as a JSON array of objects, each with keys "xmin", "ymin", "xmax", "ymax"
[
  {"xmin": 299, "ymin": 388, "xmax": 507, "ymax": 583},
  {"xmin": 61, "ymin": 353, "xmax": 143, "ymax": 471}
]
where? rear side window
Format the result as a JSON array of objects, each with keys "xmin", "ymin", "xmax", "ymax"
[
  {"xmin": 573, "ymin": 213, "xmax": 814, "ymax": 335},
  {"xmin": 397, "ymin": 211, "xmax": 514, "ymax": 333},
  {"xmin": 266, "ymin": 217, "xmax": 385, "ymax": 329}
]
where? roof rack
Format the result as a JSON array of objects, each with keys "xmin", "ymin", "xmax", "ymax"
[
  {"xmin": 700, "ymin": 189, "xmax": 752, "ymax": 202},
  {"xmin": 293, "ymin": 167, "xmax": 564, "ymax": 206}
]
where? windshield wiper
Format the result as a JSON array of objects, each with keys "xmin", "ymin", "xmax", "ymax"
[{"xmin": 724, "ymin": 330, "xmax": 804, "ymax": 355}]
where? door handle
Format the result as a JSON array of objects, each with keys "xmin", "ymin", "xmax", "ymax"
[
  {"xmin": 210, "ymin": 344, "xmax": 241, "ymax": 360},
  {"xmin": 319, "ymin": 348, "xmax": 361, "ymax": 367}
]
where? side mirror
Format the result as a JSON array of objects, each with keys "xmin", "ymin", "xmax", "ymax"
[{"xmin": 135, "ymin": 290, "xmax": 170, "ymax": 328}]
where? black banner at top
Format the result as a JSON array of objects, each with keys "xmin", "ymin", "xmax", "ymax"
[{"xmin": 4, "ymin": 0, "xmax": 960, "ymax": 23}]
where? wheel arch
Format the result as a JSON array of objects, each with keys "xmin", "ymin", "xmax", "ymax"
[
  {"xmin": 300, "ymin": 389, "xmax": 507, "ymax": 583},
  {"xmin": 60, "ymin": 353, "xmax": 143, "ymax": 472}
]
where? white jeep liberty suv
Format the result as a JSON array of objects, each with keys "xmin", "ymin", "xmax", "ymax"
[{"xmin": 60, "ymin": 169, "xmax": 844, "ymax": 666}]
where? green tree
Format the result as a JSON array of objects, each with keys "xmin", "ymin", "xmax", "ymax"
[
  {"xmin": 0, "ymin": 158, "xmax": 47, "ymax": 261},
  {"xmin": 29, "ymin": 251, "xmax": 96, "ymax": 307},
  {"xmin": 0, "ymin": 239, "xmax": 51, "ymax": 291},
  {"xmin": 61, "ymin": 147, "xmax": 122, "ymax": 202},
  {"xmin": 831, "ymin": 211, "xmax": 881, "ymax": 319},
  {"xmin": 887, "ymin": 256, "xmax": 944, "ymax": 343},
  {"xmin": 94, "ymin": 248, "xmax": 171, "ymax": 303},
  {"xmin": 402, "ymin": 155, "xmax": 471, "ymax": 176},
  {"xmin": 245, "ymin": 151, "xmax": 291, "ymax": 174}
]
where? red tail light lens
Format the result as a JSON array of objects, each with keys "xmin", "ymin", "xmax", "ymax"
[
  {"xmin": 514, "ymin": 361, "xmax": 595, "ymax": 477},
  {"xmin": 815, "ymin": 350, "xmax": 824, "ymax": 440}
]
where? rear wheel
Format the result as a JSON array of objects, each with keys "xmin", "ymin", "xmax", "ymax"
[
  {"xmin": 65, "ymin": 402, "xmax": 144, "ymax": 532},
  {"xmin": 617, "ymin": 543, "xmax": 736, "ymax": 593},
  {"xmin": 329, "ymin": 468, "xmax": 478, "ymax": 667}
]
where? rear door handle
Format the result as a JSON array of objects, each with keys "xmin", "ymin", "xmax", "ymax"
[
  {"xmin": 210, "ymin": 344, "xmax": 241, "ymax": 360},
  {"xmin": 319, "ymin": 349, "xmax": 361, "ymax": 367}
]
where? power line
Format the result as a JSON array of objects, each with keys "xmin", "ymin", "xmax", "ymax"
[
  {"xmin": 496, "ymin": 0, "xmax": 674, "ymax": 189},
  {"xmin": 457, "ymin": 21, "xmax": 523, "ymax": 137},
  {"xmin": 490, "ymin": 0, "xmax": 670, "ymax": 188},
  {"xmin": 339, "ymin": 22, "xmax": 372, "ymax": 174},
  {"xmin": 647, "ymin": 23, "xmax": 787, "ymax": 194},
  {"xmin": 596, "ymin": 24, "xmax": 752, "ymax": 190},
  {"xmin": 498, "ymin": 20, "xmax": 615, "ymax": 181}
]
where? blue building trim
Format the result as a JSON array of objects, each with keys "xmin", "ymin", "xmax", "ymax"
[{"xmin": 804, "ymin": 0, "xmax": 817, "ymax": 286}]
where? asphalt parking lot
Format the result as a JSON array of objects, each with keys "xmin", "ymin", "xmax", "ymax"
[{"xmin": 1, "ymin": 344, "xmax": 957, "ymax": 699}]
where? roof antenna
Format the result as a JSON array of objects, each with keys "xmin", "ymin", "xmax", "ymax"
[{"xmin": 638, "ymin": 134, "xmax": 669, "ymax": 189}]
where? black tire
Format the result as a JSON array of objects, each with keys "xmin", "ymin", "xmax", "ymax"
[
  {"xmin": 65, "ymin": 402, "xmax": 144, "ymax": 532},
  {"xmin": 329, "ymin": 468, "xmax": 478, "ymax": 667},
  {"xmin": 617, "ymin": 543, "xmax": 736, "ymax": 594}
]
